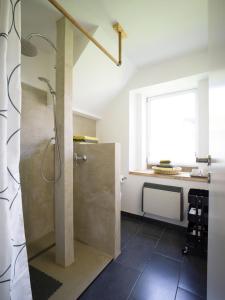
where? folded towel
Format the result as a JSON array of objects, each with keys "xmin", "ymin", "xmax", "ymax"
[
  {"xmin": 156, "ymin": 164, "xmax": 174, "ymax": 168},
  {"xmin": 73, "ymin": 135, "xmax": 98, "ymax": 143},
  {"xmin": 160, "ymin": 160, "xmax": 171, "ymax": 164}
]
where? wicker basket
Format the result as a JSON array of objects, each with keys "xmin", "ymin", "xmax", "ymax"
[{"xmin": 152, "ymin": 166, "xmax": 182, "ymax": 175}]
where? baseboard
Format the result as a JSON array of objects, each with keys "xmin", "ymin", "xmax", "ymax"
[{"xmin": 121, "ymin": 211, "xmax": 186, "ymax": 232}]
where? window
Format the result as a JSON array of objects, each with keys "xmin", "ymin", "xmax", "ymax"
[{"xmin": 146, "ymin": 90, "xmax": 197, "ymax": 165}]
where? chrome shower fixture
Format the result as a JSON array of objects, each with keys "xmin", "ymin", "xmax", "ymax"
[
  {"xmin": 21, "ymin": 33, "xmax": 57, "ymax": 57},
  {"xmin": 74, "ymin": 153, "xmax": 87, "ymax": 162},
  {"xmin": 38, "ymin": 77, "xmax": 55, "ymax": 95},
  {"xmin": 21, "ymin": 37, "xmax": 38, "ymax": 57},
  {"xmin": 39, "ymin": 76, "xmax": 61, "ymax": 183}
]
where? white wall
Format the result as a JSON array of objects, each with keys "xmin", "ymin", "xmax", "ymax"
[
  {"xmin": 97, "ymin": 50, "xmax": 209, "ymax": 225},
  {"xmin": 198, "ymin": 78, "xmax": 209, "ymax": 157},
  {"xmin": 73, "ymin": 26, "xmax": 135, "ymax": 117}
]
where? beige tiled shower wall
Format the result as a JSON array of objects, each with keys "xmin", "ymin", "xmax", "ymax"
[
  {"xmin": 20, "ymin": 83, "xmax": 98, "ymax": 244},
  {"xmin": 20, "ymin": 83, "xmax": 55, "ymax": 244},
  {"xmin": 73, "ymin": 143, "xmax": 121, "ymax": 258}
]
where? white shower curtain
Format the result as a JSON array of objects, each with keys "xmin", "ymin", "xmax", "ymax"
[{"xmin": 0, "ymin": 0, "xmax": 32, "ymax": 299}]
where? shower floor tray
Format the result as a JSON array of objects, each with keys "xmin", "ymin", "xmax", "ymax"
[{"xmin": 29, "ymin": 239, "xmax": 112, "ymax": 299}]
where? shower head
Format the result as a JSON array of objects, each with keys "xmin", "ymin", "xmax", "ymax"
[
  {"xmin": 21, "ymin": 33, "xmax": 57, "ymax": 57},
  {"xmin": 21, "ymin": 37, "xmax": 38, "ymax": 57},
  {"xmin": 38, "ymin": 77, "xmax": 55, "ymax": 95}
]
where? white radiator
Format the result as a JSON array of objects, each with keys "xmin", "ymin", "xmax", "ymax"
[{"xmin": 142, "ymin": 183, "xmax": 183, "ymax": 221}]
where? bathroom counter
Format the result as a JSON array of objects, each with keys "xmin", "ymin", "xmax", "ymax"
[{"xmin": 129, "ymin": 170, "xmax": 208, "ymax": 183}]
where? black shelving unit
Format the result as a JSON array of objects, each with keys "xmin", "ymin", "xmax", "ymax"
[{"xmin": 182, "ymin": 188, "xmax": 209, "ymax": 256}]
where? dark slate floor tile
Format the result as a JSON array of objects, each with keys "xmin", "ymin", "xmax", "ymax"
[
  {"xmin": 116, "ymin": 233, "xmax": 156, "ymax": 272},
  {"xmin": 121, "ymin": 218, "xmax": 141, "ymax": 249},
  {"xmin": 81, "ymin": 216, "xmax": 207, "ymax": 300},
  {"xmin": 79, "ymin": 261, "xmax": 140, "ymax": 300},
  {"xmin": 139, "ymin": 219, "xmax": 165, "ymax": 239},
  {"xmin": 155, "ymin": 227, "xmax": 186, "ymax": 261},
  {"xmin": 202, "ymin": 258, "xmax": 207, "ymax": 295},
  {"xmin": 121, "ymin": 214, "xmax": 138, "ymax": 222},
  {"xmin": 179, "ymin": 255, "xmax": 207, "ymax": 299},
  {"xmin": 129, "ymin": 253, "xmax": 180, "ymax": 300},
  {"xmin": 175, "ymin": 288, "xmax": 204, "ymax": 300},
  {"xmin": 29, "ymin": 265, "xmax": 62, "ymax": 300}
]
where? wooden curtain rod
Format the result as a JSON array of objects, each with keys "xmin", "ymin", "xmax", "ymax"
[{"xmin": 48, "ymin": 0, "xmax": 127, "ymax": 66}]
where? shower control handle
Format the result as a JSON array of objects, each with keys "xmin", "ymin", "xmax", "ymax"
[{"xmin": 74, "ymin": 153, "xmax": 87, "ymax": 162}]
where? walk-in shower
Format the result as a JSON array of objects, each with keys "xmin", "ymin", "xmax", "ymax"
[{"xmin": 22, "ymin": 34, "xmax": 61, "ymax": 182}]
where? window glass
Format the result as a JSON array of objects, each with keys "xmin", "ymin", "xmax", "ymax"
[{"xmin": 147, "ymin": 90, "xmax": 197, "ymax": 164}]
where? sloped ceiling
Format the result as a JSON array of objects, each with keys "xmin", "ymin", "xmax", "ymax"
[
  {"xmin": 73, "ymin": 27, "xmax": 135, "ymax": 117},
  {"xmin": 22, "ymin": 0, "xmax": 208, "ymax": 118},
  {"xmin": 100, "ymin": 0, "xmax": 208, "ymax": 66},
  {"xmin": 58, "ymin": 0, "xmax": 208, "ymax": 67}
]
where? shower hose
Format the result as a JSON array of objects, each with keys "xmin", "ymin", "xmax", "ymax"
[{"xmin": 41, "ymin": 93, "xmax": 62, "ymax": 183}]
